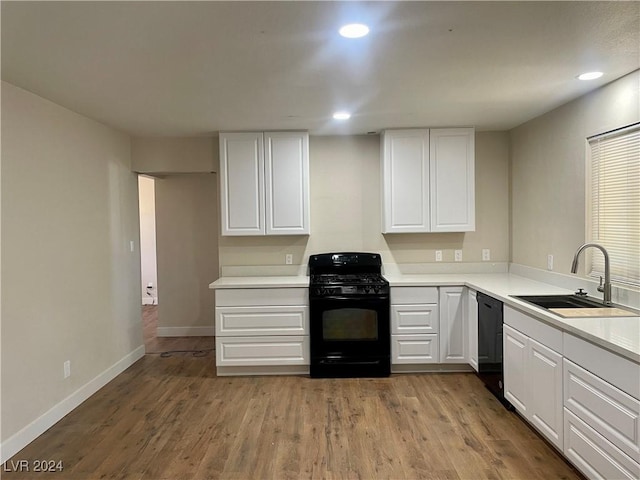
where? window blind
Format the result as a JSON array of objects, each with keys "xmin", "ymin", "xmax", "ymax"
[{"xmin": 588, "ymin": 123, "xmax": 640, "ymax": 286}]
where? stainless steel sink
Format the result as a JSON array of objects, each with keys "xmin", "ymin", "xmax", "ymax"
[{"xmin": 511, "ymin": 294, "xmax": 606, "ymax": 310}]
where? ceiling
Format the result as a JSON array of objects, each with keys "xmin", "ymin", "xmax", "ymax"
[{"xmin": 2, "ymin": 1, "xmax": 639, "ymax": 137}]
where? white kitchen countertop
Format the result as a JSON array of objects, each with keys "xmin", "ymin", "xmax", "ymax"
[
  {"xmin": 209, "ymin": 272, "xmax": 640, "ymax": 364},
  {"xmin": 210, "ymin": 275, "xmax": 309, "ymax": 289}
]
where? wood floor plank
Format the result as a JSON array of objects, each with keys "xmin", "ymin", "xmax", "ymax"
[{"xmin": 2, "ymin": 307, "xmax": 585, "ymax": 480}]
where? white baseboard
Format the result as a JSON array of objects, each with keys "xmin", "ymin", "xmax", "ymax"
[
  {"xmin": 141, "ymin": 296, "xmax": 157, "ymax": 305},
  {"xmin": 0, "ymin": 345, "xmax": 145, "ymax": 464},
  {"xmin": 156, "ymin": 326, "xmax": 215, "ymax": 337}
]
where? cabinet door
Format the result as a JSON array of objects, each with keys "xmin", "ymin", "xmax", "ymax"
[
  {"xmin": 504, "ymin": 324, "xmax": 529, "ymax": 415},
  {"xmin": 529, "ymin": 337, "xmax": 563, "ymax": 450},
  {"xmin": 219, "ymin": 132, "xmax": 265, "ymax": 235},
  {"xmin": 381, "ymin": 129, "xmax": 430, "ymax": 233},
  {"xmin": 466, "ymin": 289, "xmax": 478, "ymax": 372},
  {"xmin": 439, "ymin": 287, "xmax": 467, "ymax": 363},
  {"xmin": 429, "ymin": 128, "xmax": 475, "ymax": 232},
  {"xmin": 264, "ymin": 132, "xmax": 310, "ymax": 235}
]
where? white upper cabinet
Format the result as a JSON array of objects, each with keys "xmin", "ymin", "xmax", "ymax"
[
  {"xmin": 220, "ymin": 131, "xmax": 310, "ymax": 236},
  {"xmin": 429, "ymin": 128, "xmax": 475, "ymax": 232},
  {"xmin": 264, "ymin": 132, "xmax": 310, "ymax": 235},
  {"xmin": 381, "ymin": 127, "xmax": 475, "ymax": 233},
  {"xmin": 220, "ymin": 132, "xmax": 265, "ymax": 236},
  {"xmin": 382, "ymin": 129, "xmax": 430, "ymax": 233}
]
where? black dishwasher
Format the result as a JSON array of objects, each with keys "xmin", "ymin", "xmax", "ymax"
[{"xmin": 477, "ymin": 292, "xmax": 512, "ymax": 409}]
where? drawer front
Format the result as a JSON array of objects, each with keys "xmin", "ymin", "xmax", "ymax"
[
  {"xmin": 216, "ymin": 288, "xmax": 308, "ymax": 307},
  {"xmin": 564, "ymin": 409, "xmax": 640, "ymax": 480},
  {"xmin": 504, "ymin": 306, "xmax": 562, "ymax": 353},
  {"xmin": 564, "ymin": 359, "xmax": 640, "ymax": 462},
  {"xmin": 391, "ymin": 304, "xmax": 439, "ymax": 334},
  {"xmin": 216, "ymin": 306, "xmax": 308, "ymax": 336},
  {"xmin": 391, "ymin": 334, "xmax": 439, "ymax": 364},
  {"xmin": 391, "ymin": 287, "xmax": 439, "ymax": 305},
  {"xmin": 216, "ymin": 336, "xmax": 309, "ymax": 366}
]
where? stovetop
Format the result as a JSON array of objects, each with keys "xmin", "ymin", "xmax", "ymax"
[
  {"xmin": 308, "ymin": 252, "xmax": 389, "ymax": 297},
  {"xmin": 309, "ymin": 273, "xmax": 389, "ymax": 297},
  {"xmin": 310, "ymin": 273, "xmax": 388, "ymax": 286}
]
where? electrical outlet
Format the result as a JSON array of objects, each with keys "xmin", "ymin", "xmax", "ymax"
[
  {"xmin": 435, "ymin": 250, "xmax": 443, "ymax": 262},
  {"xmin": 63, "ymin": 360, "xmax": 71, "ymax": 379},
  {"xmin": 547, "ymin": 254, "xmax": 554, "ymax": 271},
  {"xmin": 482, "ymin": 249, "xmax": 491, "ymax": 261},
  {"xmin": 285, "ymin": 254, "xmax": 293, "ymax": 265},
  {"xmin": 455, "ymin": 250, "xmax": 463, "ymax": 262}
]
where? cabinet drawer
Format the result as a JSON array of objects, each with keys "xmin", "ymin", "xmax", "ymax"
[
  {"xmin": 216, "ymin": 288, "xmax": 308, "ymax": 307},
  {"xmin": 564, "ymin": 359, "xmax": 640, "ymax": 462},
  {"xmin": 391, "ymin": 304, "xmax": 439, "ymax": 334},
  {"xmin": 391, "ymin": 334, "xmax": 439, "ymax": 364},
  {"xmin": 564, "ymin": 409, "xmax": 640, "ymax": 480},
  {"xmin": 216, "ymin": 336, "xmax": 309, "ymax": 366},
  {"xmin": 391, "ymin": 286, "xmax": 439, "ymax": 304},
  {"xmin": 216, "ymin": 306, "xmax": 308, "ymax": 336}
]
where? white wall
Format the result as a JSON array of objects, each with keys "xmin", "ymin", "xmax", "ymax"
[
  {"xmin": 1, "ymin": 82, "xmax": 144, "ymax": 456},
  {"xmin": 138, "ymin": 176, "xmax": 158, "ymax": 305},
  {"xmin": 510, "ymin": 70, "xmax": 640, "ymax": 274},
  {"xmin": 155, "ymin": 174, "xmax": 218, "ymax": 336},
  {"xmin": 218, "ymin": 132, "xmax": 510, "ymax": 270},
  {"xmin": 131, "ymin": 136, "xmax": 217, "ymax": 174}
]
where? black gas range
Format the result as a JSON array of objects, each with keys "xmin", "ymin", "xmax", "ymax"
[{"xmin": 308, "ymin": 252, "xmax": 391, "ymax": 378}]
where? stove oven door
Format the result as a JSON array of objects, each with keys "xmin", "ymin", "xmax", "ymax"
[{"xmin": 310, "ymin": 295, "xmax": 390, "ymax": 378}]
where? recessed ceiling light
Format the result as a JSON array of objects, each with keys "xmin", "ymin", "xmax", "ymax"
[
  {"xmin": 339, "ymin": 23, "xmax": 369, "ymax": 39},
  {"xmin": 333, "ymin": 111, "xmax": 351, "ymax": 120},
  {"xmin": 578, "ymin": 71, "xmax": 603, "ymax": 81}
]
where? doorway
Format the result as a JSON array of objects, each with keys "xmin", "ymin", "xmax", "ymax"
[
  {"xmin": 138, "ymin": 175, "xmax": 158, "ymax": 306},
  {"xmin": 137, "ymin": 173, "xmax": 219, "ymax": 354}
]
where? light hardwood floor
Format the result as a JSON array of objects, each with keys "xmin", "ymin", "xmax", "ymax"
[{"xmin": 3, "ymin": 307, "xmax": 584, "ymax": 479}]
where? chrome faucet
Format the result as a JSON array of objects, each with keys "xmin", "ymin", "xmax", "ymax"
[{"xmin": 570, "ymin": 243, "xmax": 612, "ymax": 305}]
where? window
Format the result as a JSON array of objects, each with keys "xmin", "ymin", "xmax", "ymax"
[{"xmin": 587, "ymin": 123, "xmax": 640, "ymax": 287}]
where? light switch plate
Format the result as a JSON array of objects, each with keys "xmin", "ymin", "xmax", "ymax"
[{"xmin": 435, "ymin": 250, "xmax": 443, "ymax": 262}]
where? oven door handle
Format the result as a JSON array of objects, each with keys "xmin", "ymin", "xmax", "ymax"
[{"xmin": 319, "ymin": 359, "xmax": 383, "ymax": 366}]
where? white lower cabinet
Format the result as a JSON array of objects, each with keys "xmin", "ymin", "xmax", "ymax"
[
  {"xmin": 390, "ymin": 285, "xmax": 469, "ymax": 370},
  {"xmin": 390, "ymin": 287, "xmax": 439, "ymax": 366},
  {"xmin": 214, "ymin": 288, "xmax": 309, "ymax": 374},
  {"xmin": 563, "ymin": 358, "xmax": 640, "ymax": 479},
  {"xmin": 503, "ymin": 307, "xmax": 563, "ymax": 450}
]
